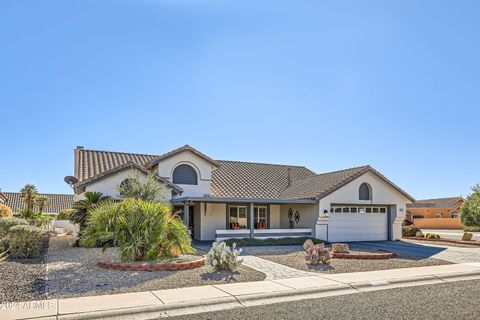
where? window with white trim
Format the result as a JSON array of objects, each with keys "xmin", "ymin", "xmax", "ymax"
[
  {"xmin": 331, "ymin": 206, "xmax": 387, "ymax": 214},
  {"xmin": 229, "ymin": 206, "xmax": 247, "ymax": 229},
  {"xmin": 452, "ymin": 214, "xmax": 460, "ymax": 218},
  {"xmin": 254, "ymin": 206, "xmax": 267, "ymax": 229},
  {"xmin": 435, "ymin": 213, "xmax": 442, "ymax": 218}
]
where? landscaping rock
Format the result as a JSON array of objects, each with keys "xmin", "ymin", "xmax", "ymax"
[
  {"xmin": 462, "ymin": 233, "xmax": 473, "ymax": 241},
  {"xmin": 332, "ymin": 243, "xmax": 350, "ymax": 253},
  {"xmin": 415, "ymin": 231, "xmax": 424, "ymax": 238}
]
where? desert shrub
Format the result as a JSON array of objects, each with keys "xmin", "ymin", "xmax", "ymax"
[
  {"xmin": 402, "ymin": 225, "xmax": 421, "ymax": 237},
  {"xmin": 57, "ymin": 209, "xmax": 74, "ymax": 220},
  {"xmin": 0, "ymin": 204, "xmax": 13, "ymax": 218},
  {"xmin": 8, "ymin": 225, "xmax": 46, "ymax": 258},
  {"xmin": 81, "ymin": 198, "xmax": 195, "ymax": 261},
  {"xmin": 0, "ymin": 218, "xmax": 28, "ymax": 239},
  {"xmin": 205, "ymin": 242, "xmax": 243, "ymax": 271},
  {"xmin": 425, "ymin": 233, "xmax": 440, "ymax": 239},
  {"xmin": 224, "ymin": 237, "xmax": 324, "ymax": 247},
  {"xmin": 464, "ymin": 226, "xmax": 480, "ymax": 232},
  {"xmin": 303, "ymin": 239, "xmax": 331, "ymax": 265},
  {"xmin": 461, "ymin": 184, "xmax": 480, "ymax": 227}
]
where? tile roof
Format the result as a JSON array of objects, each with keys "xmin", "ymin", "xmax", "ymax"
[
  {"xmin": 280, "ymin": 166, "xmax": 370, "ymax": 200},
  {"xmin": 3, "ymin": 192, "xmax": 74, "ymax": 214},
  {"xmin": 210, "ymin": 160, "xmax": 317, "ymax": 199},
  {"xmin": 145, "ymin": 145, "xmax": 220, "ymax": 168},
  {"xmin": 280, "ymin": 165, "xmax": 415, "ymax": 202},
  {"xmin": 75, "ymin": 147, "xmax": 157, "ymax": 182},
  {"xmin": 407, "ymin": 197, "xmax": 463, "ymax": 209},
  {"xmin": 72, "ymin": 147, "xmax": 414, "ymax": 202},
  {"xmin": 0, "ymin": 190, "xmax": 6, "ymax": 203}
]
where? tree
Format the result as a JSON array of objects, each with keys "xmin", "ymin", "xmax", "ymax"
[
  {"xmin": 34, "ymin": 195, "xmax": 50, "ymax": 215},
  {"xmin": 115, "ymin": 170, "xmax": 167, "ymax": 202},
  {"xmin": 20, "ymin": 184, "xmax": 38, "ymax": 213},
  {"xmin": 69, "ymin": 191, "xmax": 110, "ymax": 231},
  {"xmin": 461, "ymin": 184, "xmax": 480, "ymax": 227}
]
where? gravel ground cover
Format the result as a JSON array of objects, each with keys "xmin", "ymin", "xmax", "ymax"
[
  {"xmin": 248, "ymin": 246, "xmax": 451, "ymax": 274},
  {"xmin": 0, "ymin": 243, "xmax": 48, "ymax": 302},
  {"xmin": 46, "ymin": 236, "xmax": 265, "ymax": 299}
]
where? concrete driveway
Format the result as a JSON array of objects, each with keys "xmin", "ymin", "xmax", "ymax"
[
  {"xmin": 347, "ymin": 241, "xmax": 480, "ymax": 264},
  {"xmin": 420, "ymin": 229, "xmax": 480, "ymax": 240}
]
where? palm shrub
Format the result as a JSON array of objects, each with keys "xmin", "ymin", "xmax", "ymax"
[
  {"xmin": 34, "ymin": 195, "xmax": 50, "ymax": 214},
  {"xmin": 20, "ymin": 184, "xmax": 38, "ymax": 212},
  {"xmin": 80, "ymin": 198, "xmax": 195, "ymax": 261},
  {"xmin": 0, "ymin": 204, "xmax": 13, "ymax": 218},
  {"xmin": 115, "ymin": 171, "xmax": 168, "ymax": 202},
  {"xmin": 69, "ymin": 191, "xmax": 110, "ymax": 232}
]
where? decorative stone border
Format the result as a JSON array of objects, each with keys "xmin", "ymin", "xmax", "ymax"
[
  {"xmin": 97, "ymin": 257, "xmax": 205, "ymax": 271},
  {"xmin": 405, "ymin": 237, "xmax": 480, "ymax": 247},
  {"xmin": 332, "ymin": 251, "xmax": 397, "ymax": 260}
]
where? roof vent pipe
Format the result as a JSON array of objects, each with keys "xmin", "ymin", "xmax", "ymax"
[{"xmin": 287, "ymin": 167, "xmax": 292, "ymax": 188}]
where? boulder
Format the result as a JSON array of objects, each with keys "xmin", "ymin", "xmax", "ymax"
[
  {"xmin": 415, "ymin": 231, "xmax": 424, "ymax": 238},
  {"xmin": 332, "ymin": 243, "xmax": 350, "ymax": 253},
  {"xmin": 462, "ymin": 232, "xmax": 473, "ymax": 241}
]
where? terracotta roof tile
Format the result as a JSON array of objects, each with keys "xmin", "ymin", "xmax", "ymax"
[
  {"xmin": 4, "ymin": 192, "xmax": 74, "ymax": 214},
  {"xmin": 407, "ymin": 197, "xmax": 463, "ymax": 209}
]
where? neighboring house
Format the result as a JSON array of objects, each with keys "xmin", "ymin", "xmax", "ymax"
[
  {"xmin": 406, "ymin": 197, "xmax": 464, "ymax": 229},
  {"xmin": 4, "ymin": 192, "xmax": 74, "ymax": 216},
  {"xmin": 67, "ymin": 145, "xmax": 415, "ymax": 242},
  {"xmin": 0, "ymin": 190, "xmax": 6, "ymax": 205}
]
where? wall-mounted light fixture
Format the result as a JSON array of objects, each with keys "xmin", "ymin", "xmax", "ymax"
[{"xmin": 294, "ymin": 210, "xmax": 300, "ymax": 223}]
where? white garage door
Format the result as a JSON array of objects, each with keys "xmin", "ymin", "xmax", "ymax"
[{"xmin": 328, "ymin": 206, "xmax": 388, "ymax": 242}]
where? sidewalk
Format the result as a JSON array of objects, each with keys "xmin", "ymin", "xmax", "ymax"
[{"xmin": 2, "ymin": 262, "xmax": 480, "ymax": 320}]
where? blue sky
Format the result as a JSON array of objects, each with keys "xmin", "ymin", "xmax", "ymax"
[{"xmin": 1, "ymin": 0, "xmax": 479, "ymax": 199}]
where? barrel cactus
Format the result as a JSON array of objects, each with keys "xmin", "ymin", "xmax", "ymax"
[
  {"xmin": 205, "ymin": 241, "xmax": 243, "ymax": 271},
  {"xmin": 303, "ymin": 239, "xmax": 331, "ymax": 265}
]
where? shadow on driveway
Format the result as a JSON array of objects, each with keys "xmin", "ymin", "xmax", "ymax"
[{"xmin": 346, "ymin": 241, "xmax": 448, "ymax": 259}]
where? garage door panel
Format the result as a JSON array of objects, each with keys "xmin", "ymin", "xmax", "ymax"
[{"xmin": 329, "ymin": 213, "xmax": 388, "ymax": 242}]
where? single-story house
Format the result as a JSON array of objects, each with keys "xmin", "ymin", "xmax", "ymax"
[
  {"xmin": 4, "ymin": 192, "xmax": 74, "ymax": 216},
  {"xmin": 0, "ymin": 190, "xmax": 6, "ymax": 205},
  {"xmin": 406, "ymin": 197, "xmax": 464, "ymax": 229},
  {"xmin": 67, "ymin": 145, "xmax": 414, "ymax": 242}
]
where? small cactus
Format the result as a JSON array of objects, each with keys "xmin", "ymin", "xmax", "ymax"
[
  {"xmin": 205, "ymin": 242, "xmax": 243, "ymax": 271},
  {"xmin": 304, "ymin": 239, "xmax": 331, "ymax": 265}
]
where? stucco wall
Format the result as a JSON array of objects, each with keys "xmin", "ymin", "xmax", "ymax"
[
  {"xmin": 279, "ymin": 204, "xmax": 319, "ymax": 230},
  {"xmin": 413, "ymin": 218, "xmax": 463, "ymax": 229},
  {"xmin": 83, "ymin": 168, "xmax": 151, "ymax": 199},
  {"xmin": 269, "ymin": 205, "xmax": 280, "ymax": 228},
  {"xmin": 319, "ymin": 171, "xmax": 411, "ymax": 241},
  {"xmin": 200, "ymin": 202, "xmax": 227, "ymax": 241},
  {"xmin": 155, "ymin": 151, "xmax": 213, "ymax": 198}
]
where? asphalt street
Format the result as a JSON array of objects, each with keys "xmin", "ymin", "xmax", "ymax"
[{"xmin": 170, "ymin": 279, "xmax": 480, "ymax": 320}]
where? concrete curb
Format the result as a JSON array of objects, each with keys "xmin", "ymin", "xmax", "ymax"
[{"xmin": 4, "ymin": 264, "xmax": 480, "ymax": 320}]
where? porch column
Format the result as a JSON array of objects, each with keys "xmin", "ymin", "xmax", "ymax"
[
  {"xmin": 250, "ymin": 203, "xmax": 254, "ymax": 239},
  {"xmin": 183, "ymin": 202, "xmax": 189, "ymax": 227}
]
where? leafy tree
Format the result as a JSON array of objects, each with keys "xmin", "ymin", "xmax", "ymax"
[
  {"xmin": 69, "ymin": 191, "xmax": 110, "ymax": 231},
  {"xmin": 115, "ymin": 170, "xmax": 167, "ymax": 202},
  {"xmin": 461, "ymin": 184, "xmax": 480, "ymax": 227},
  {"xmin": 0, "ymin": 204, "xmax": 13, "ymax": 218},
  {"xmin": 34, "ymin": 195, "xmax": 50, "ymax": 215},
  {"xmin": 20, "ymin": 184, "xmax": 38, "ymax": 212}
]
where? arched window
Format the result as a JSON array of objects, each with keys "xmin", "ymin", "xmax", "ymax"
[
  {"xmin": 173, "ymin": 165, "xmax": 198, "ymax": 185},
  {"xmin": 359, "ymin": 183, "xmax": 372, "ymax": 200}
]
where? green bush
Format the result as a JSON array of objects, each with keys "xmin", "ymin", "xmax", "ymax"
[
  {"xmin": 57, "ymin": 209, "xmax": 74, "ymax": 220},
  {"xmin": 402, "ymin": 225, "xmax": 422, "ymax": 237},
  {"xmin": 464, "ymin": 226, "xmax": 480, "ymax": 232},
  {"xmin": 461, "ymin": 184, "xmax": 480, "ymax": 227},
  {"xmin": 224, "ymin": 237, "xmax": 324, "ymax": 247},
  {"xmin": 81, "ymin": 198, "xmax": 195, "ymax": 261},
  {"xmin": 0, "ymin": 218, "xmax": 28, "ymax": 239},
  {"xmin": 425, "ymin": 233, "xmax": 440, "ymax": 239},
  {"xmin": 8, "ymin": 225, "xmax": 46, "ymax": 258}
]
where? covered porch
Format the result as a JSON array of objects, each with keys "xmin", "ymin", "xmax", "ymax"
[{"xmin": 170, "ymin": 197, "xmax": 319, "ymax": 242}]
